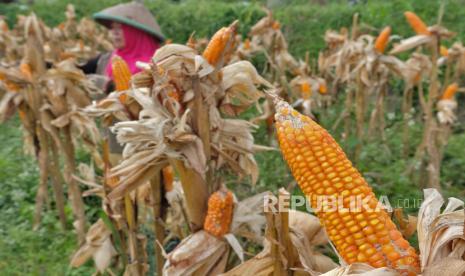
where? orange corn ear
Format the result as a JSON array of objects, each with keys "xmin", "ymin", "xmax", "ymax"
[
  {"xmin": 162, "ymin": 166, "xmax": 174, "ymax": 192},
  {"xmin": 274, "ymin": 100, "xmax": 420, "ymax": 275},
  {"xmin": 20, "ymin": 62, "xmax": 33, "ymax": 81},
  {"xmin": 111, "ymin": 55, "xmax": 131, "ymax": 103},
  {"xmin": 441, "ymin": 83, "xmax": 459, "ymax": 100},
  {"xmin": 167, "ymin": 89, "xmax": 182, "ymax": 102},
  {"xmin": 272, "ymin": 20, "xmax": 281, "ymax": 30},
  {"xmin": 203, "ymin": 188, "xmax": 234, "ymax": 237},
  {"xmin": 244, "ymin": 38, "xmax": 251, "ymax": 50},
  {"xmin": 374, "ymin": 26, "xmax": 391, "ymax": 54},
  {"xmin": 404, "ymin": 11, "xmax": 430, "ymax": 35},
  {"xmin": 318, "ymin": 83, "xmax": 328, "ymax": 95},
  {"xmin": 300, "ymin": 82, "xmax": 311, "ymax": 99},
  {"xmin": 440, "ymin": 45, "xmax": 449, "ymax": 57},
  {"xmin": 203, "ymin": 22, "xmax": 237, "ymax": 65}
]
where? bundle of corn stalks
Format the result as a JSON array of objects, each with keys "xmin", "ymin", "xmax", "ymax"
[
  {"xmin": 390, "ymin": 10, "xmax": 461, "ymax": 189},
  {"xmin": 76, "ymin": 21, "xmax": 274, "ymax": 274},
  {"xmin": 0, "ymin": 13, "xmax": 105, "ymax": 242},
  {"xmin": 163, "ymin": 188, "xmax": 268, "ymax": 275},
  {"xmin": 318, "ymin": 15, "xmax": 410, "ymax": 158},
  {"xmin": 48, "ymin": 4, "xmax": 112, "ymax": 62}
]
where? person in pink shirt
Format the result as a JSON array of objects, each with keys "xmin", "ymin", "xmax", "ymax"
[
  {"xmin": 81, "ymin": 1, "xmax": 165, "ymax": 160},
  {"xmin": 81, "ymin": 1, "xmax": 164, "ymax": 91}
]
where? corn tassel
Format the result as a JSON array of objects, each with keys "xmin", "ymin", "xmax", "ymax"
[
  {"xmin": 203, "ymin": 188, "xmax": 234, "ymax": 237},
  {"xmin": 374, "ymin": 26, "xmax": 391, "ymax": 54},
  {"xmin": 202, "ymin": 21, "xmax": 237, "ymax": 66},
  {"xmin": 111, "ymin": 55, "xmax": 131, "ymax": 103},
  {"xmin": 274, "ymin": 100, "xmax": 420, "ymax": 275},
  {"xmin": 441, "ymin": 83, "xmax": 459, "ymax": 100},
  {"xmin": 404, "ymin": 11, "xmax": 430, "ymax": 35}
]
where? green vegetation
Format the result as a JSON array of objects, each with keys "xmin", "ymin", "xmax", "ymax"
[{"xmin": 3, "ymin": 0, "xmax": 465, "ymax": 57}]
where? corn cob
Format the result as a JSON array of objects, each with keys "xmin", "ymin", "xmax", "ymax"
[
  {"xmin": 162, "ymin": 166, "xmax": 174, "ymax": 193},
  {"xmin": 274, "ymin": 100, "xmax": 419, "ymax": 275},
  {"xmin": 441, "ymin": 83, "xmax": 459, "ymax": 100},
  {"xmin": 374, "ymin": 26, "xmax": 391, "ymax": 54},
  {"xmin": 272, "ymin": 21, "xmax": 281, "ymax": 30},
  {"xmin": 404, "ymin": 11, "xmax": 430, "ymax": 35},
  {"xmin": 20, "ymin": 62, "xmax": 33, "ymax": 81},
  {"xmin": 318, "ymin": 83, "xmax": 328, "ymax": 95},
  {"xmin": 300, "ymin": 82, "xmax": 311, "ymax": 99},
  {"xmin": 203, "ymin": 188, "xmax": 234, "ymax": 237},
  {"xmin": 440, "ymin": 45, "xmax": 449, "ymax": 57},
  {"xmin": 167, "ymin": 89, "xmax": 182, "ymax": 103},
  {"xmin": 202, "ymin": 22, "xmax": 237, "ymax": 66},
  {"xmin": 111, "ymin": 55, "xmax": 131, "ymax": 103},
  {"xmin": 244, "ymin": 38, "xmax": 251, "ymax": 50}
]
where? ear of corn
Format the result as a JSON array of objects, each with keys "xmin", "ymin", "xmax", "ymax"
[
  {"xmin": 300, "ymin": 82, "xmax": 311, "ymax": 99},
  {"xmin": 20, "ymin": 62, "xmax": 33, "ymax": 81},
  {"xmin": 318, "ymin": 83, "xmax": 328, "ymax": 95},
  {"xmin": 203, "ymin": 188, "xmax": 234, "ymax": 237},
  {"xmin": 202, "ymin": 22, "xmax": 237, "ymax": 66},
  {"xmin": 440, "ymin": 45, "xmax": 449, "ymax": 57},
  {"xmin": 272, "ymin": 20, "xmax": 281, "ymax": 30},
  {"xmin": 404, "ymin": 11, "xmax": 430, "ymax": 35},
  {"xmin": 374, "ymin": 26, "xmax": 391, "ymax": 54},
  {"xmin": 162, "ymin": 166, "xmax": 174, "ymax": 193},
  {"xmin": 441, "ymin": 83, "xmax": 459, "ymax": 100},
  {"xmin": 244, "ymin": 38, "xmax": 251, "ymax": 50},
  {"xmin": 274, "ymin": 100, "xmax": 420, "ymax": 275},
  {"xmin": 111, "ymin": 55, "xmax": 131, "ymax": 103}
]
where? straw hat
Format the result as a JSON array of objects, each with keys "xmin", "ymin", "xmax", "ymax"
[{"xmin": 93, "ymin": 1, "xmax": 165, "ymax": 42}]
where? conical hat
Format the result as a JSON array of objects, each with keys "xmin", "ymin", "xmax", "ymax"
[{"xmin": 93, "ymin": 1, "xmax": 165, "ymax": 42}]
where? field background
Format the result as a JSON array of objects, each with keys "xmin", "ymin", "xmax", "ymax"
[{"xmin": 1, "ymin": 0, "xmax": 465, "ymax": 275}]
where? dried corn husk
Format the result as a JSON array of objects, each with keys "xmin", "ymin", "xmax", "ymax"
[{"xmin": 417, "ymin": 189, "xmax": 465, "ymax": 275}]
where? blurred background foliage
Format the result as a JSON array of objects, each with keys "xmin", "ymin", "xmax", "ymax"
[{"xmin": 2, "ymin": 0, "xmax": 465, "ymax": 57}]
